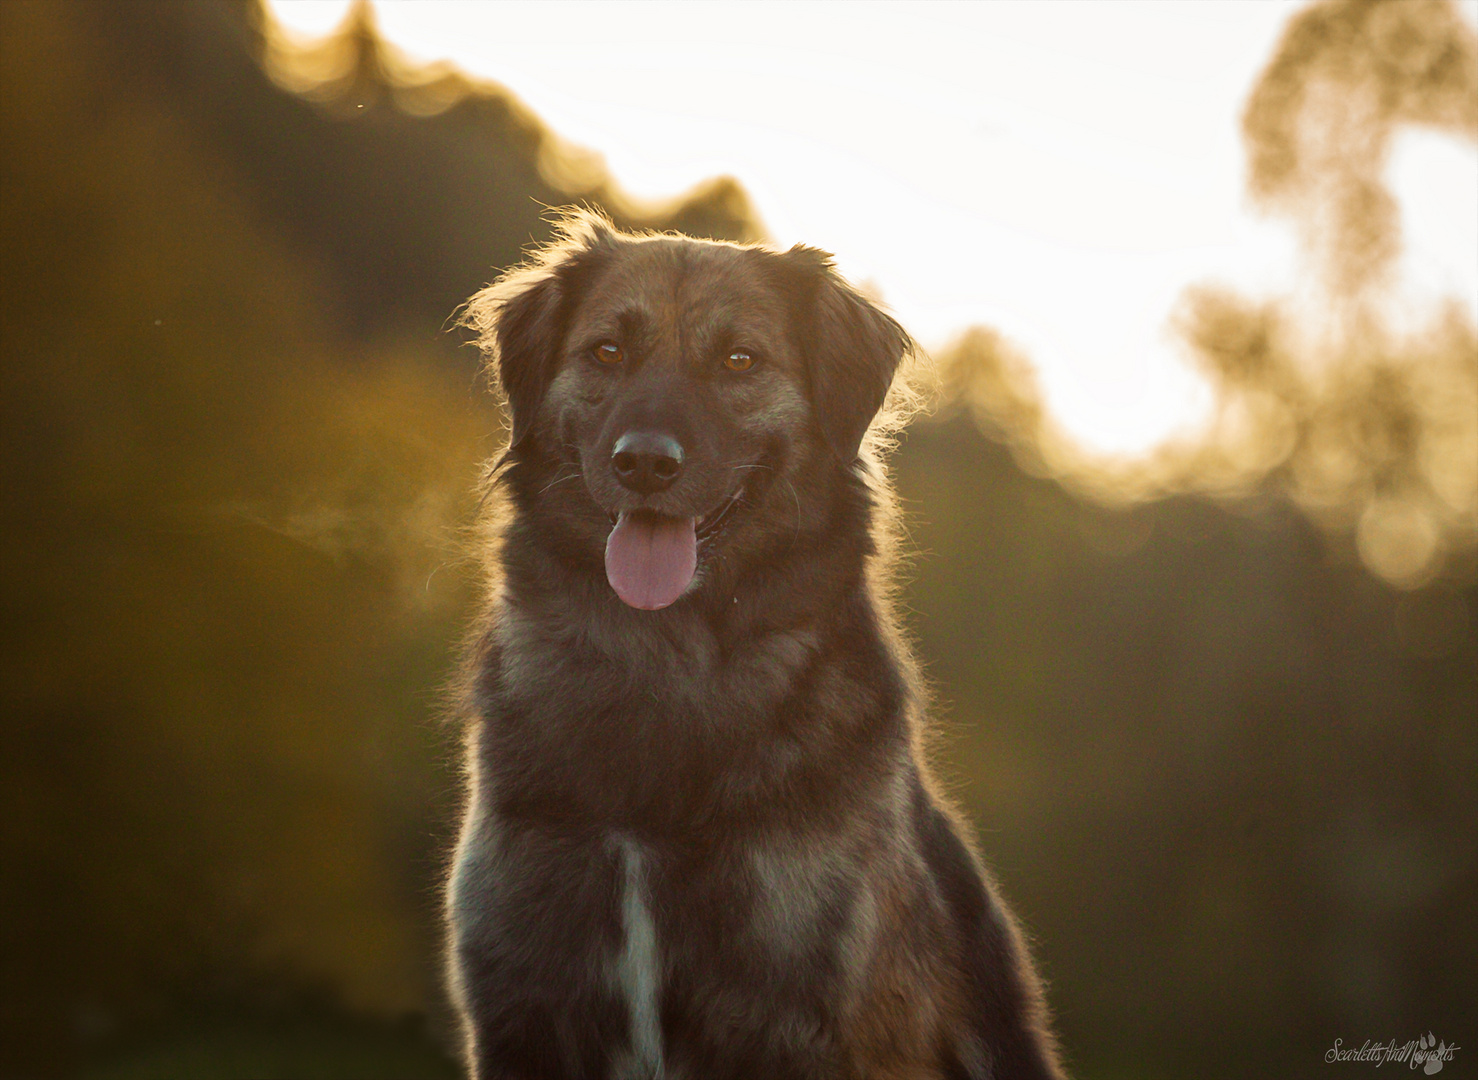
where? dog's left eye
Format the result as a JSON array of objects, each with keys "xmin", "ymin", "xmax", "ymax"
[
  {"xmin": 724, "ymin": 350, "xmax": 756, "ymax": 372},
  {"xmin": 594, "ymin": 342, "xmax": 624, "ymax": 365}
]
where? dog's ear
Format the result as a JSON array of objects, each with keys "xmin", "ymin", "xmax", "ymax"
[
  {"xmin": 464, "ymin": 212, "xmax": 611, "ymax": 449},
  {"xmin": 782, "ymin": 245, "xmax": 911, "ymax": 463},
  {"xmin": 484, "ymin": 270, "xmax": 564, "ymax": 449}
]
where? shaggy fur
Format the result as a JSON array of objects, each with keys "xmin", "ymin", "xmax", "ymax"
[{"xmin": 447, "ymin": 210, "xmax": 1063, "ymax": 1079}]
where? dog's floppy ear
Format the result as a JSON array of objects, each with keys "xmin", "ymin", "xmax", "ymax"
[
  {"xmin": 782, "ymin": 245, "xmax": 912, "ymax": 463},
  {"xmin": 463, "ymin": 212, "xmax": 611, "ymax": 449},
  {"xmin": 482, "ymin": 270, "xmax": 563, "ymax": 450}
]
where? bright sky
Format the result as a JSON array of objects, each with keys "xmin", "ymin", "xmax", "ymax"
[{"xmin": 266, "ymin": 0, "xmax": 1478, "ymax": 461}]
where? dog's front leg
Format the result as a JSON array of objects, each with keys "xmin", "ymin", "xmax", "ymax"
[{"xmin": 449, "ymin": 813, "xmax": 633, "ymax": 1080}]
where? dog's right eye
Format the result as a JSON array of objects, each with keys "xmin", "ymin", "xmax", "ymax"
[{"xmin": 593, "ymin": 342, "xmax": 624, "ymax": 365}]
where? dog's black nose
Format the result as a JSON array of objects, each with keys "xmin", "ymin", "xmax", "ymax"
[{"xmin": 612, "ymin": 431, "xmax": 685, "ymax": 494}]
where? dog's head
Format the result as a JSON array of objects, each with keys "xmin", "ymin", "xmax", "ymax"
[{"xmin": 466, "ymin": 211, "xmax": 911, "ymax": 611}]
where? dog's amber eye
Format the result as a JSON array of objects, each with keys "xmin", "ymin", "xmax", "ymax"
[
  {"xmin": 724, "ymin": 350, "xmax": 755, "ymax": 372},
  {"xmin": 594, "ymin": 342, "xmax": 623, "ymax": 365}
]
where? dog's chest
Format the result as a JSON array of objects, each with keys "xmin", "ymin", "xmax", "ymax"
[
  {"xmin": 484, "ymin": 822, "xmax": 873, "ymax": 1074},
  {"xmin": 609, "ymin": 836, "xmax": 664, "ymax": 1079}
]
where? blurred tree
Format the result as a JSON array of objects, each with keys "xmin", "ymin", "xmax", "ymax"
[
  {"xmin": 939, "ymin": 0, "xmax": 1478, "ymax": 592},
  {"xmin": 895, "ymin": 414, "xmax": 1476, "ymax": 1077},
  {"xmin": 0, "ymin": 1, "xmax": 754, "ymax": 1074}
]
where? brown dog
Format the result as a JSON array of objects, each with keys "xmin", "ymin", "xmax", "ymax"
[{"xmin": 446, "ymin": 210, "xmax": 1063, "ymax": 1079}]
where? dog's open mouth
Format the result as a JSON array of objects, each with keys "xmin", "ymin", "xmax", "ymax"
[{"xmin": 604, "ymin": 490, "xmax": 743, "ymax": 610}]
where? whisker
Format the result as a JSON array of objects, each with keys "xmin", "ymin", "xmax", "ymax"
[
  {"xmin": 783, "ymin": 477, "xmax": 802, "ymax": 550},
  {"xmin": 725, "ymin": 461, "xmax": 799, "ymax": 544},
  {"xmin": 538, "ymin": 469, "xmax": 584, "ymax": 495}
]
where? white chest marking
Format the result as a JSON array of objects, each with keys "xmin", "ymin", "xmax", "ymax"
[{"xmin": 614, "ymin": 837, "xmax": 664, "ymax": 1077}]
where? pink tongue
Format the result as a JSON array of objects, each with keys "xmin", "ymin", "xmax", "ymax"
[{"xmin": 604, "ymin": 513, "xmax": 697, "ymax": 610}]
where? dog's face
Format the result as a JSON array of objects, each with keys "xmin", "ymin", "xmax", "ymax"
[
  {"xmin": 554, "ymin": 240, "xmax": 809, "ymax": 610},
  {"xmin": 474, "ymin": 216, "xmax": 909, "ymax": 610}
]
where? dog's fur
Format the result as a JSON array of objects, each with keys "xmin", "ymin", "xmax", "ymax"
[{"xmin": 447, "ymin": 211, "xmax": 1063, "ymax": 1079}]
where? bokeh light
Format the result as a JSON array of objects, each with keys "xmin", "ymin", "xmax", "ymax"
[
  {"xmin": 265, "ymin": 1, "xmax": 1475, "ymax": 453},
  {"xmin": 263, "ymin": 0, "xmax": 1478, "ymax": 586}
]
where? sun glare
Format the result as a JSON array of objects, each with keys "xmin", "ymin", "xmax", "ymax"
[{"xmin": 264, "ymin": 0, "xmax": 1477, "ymax": 464}]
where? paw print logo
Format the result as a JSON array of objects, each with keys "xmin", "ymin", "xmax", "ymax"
[{"xmin": 1418, "ymin": 1032, "xmax": 1448, "ymax": 1075}]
